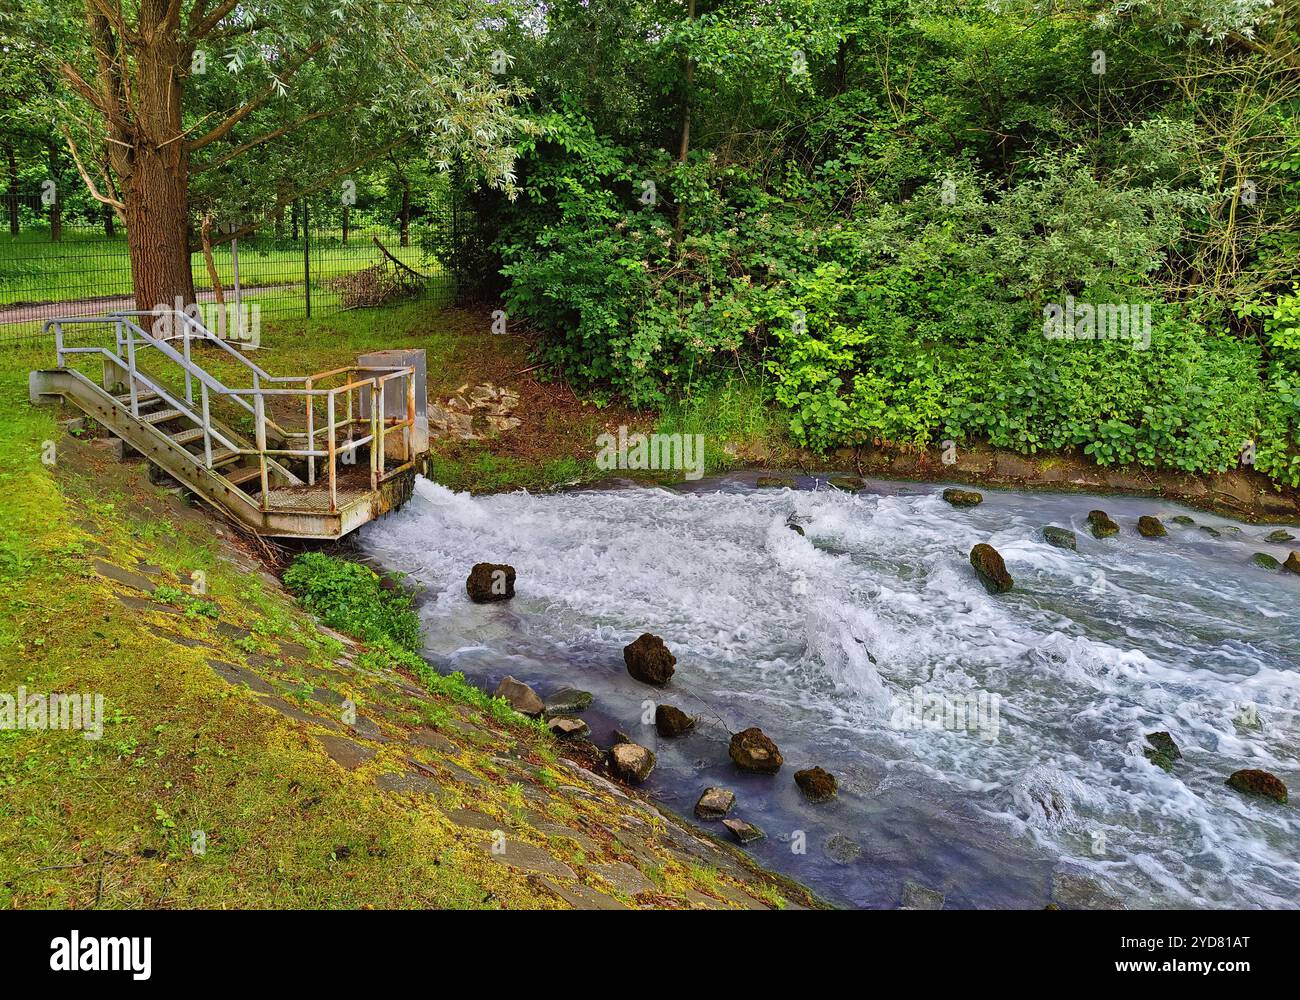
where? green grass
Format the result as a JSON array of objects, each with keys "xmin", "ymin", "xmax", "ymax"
[{"xmin": 0, "ymin": 226, "xmax": 428, "ymax": 307}]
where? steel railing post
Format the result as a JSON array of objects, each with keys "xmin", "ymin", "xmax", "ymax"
[
  {"xmin": 327, "ymin": 391, "xmax": 338, "ymax": 513},
  {"xmin": 255, "ymin": 393, "xmax": 269, "ymax": 510}
]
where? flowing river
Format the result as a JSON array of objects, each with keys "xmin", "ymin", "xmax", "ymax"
[{"xmin": 359, "ymin": 473, "xmax": 1300, "ymax": 909}]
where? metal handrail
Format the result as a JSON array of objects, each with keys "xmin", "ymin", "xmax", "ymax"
[{"xmin": 42, "ymin": 310, "xmax": 418, "ymax": 516}]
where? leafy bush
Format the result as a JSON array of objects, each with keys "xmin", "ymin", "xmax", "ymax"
[{"xmin": 282, "ymin": 552, "xmax": 420, "ymax": 652}]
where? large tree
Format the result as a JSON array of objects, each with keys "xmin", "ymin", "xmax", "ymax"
[{"xmin": 21, "ymin": 0, "xmax": 527, "ymax": 311}]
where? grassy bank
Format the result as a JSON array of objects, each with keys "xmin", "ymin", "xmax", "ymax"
[{"xmin": 0, "ymin": 308, "xmax": 815, "ymax": 910}]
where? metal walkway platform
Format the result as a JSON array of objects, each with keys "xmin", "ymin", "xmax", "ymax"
[{"xmin": 30, "ymin": 310, "xmax": 425, "ymax": 539}]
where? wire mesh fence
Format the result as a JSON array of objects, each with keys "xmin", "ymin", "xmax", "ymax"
[{"xmin": 0, "ymin": 190, "xmax": 459, "ymax": 347}]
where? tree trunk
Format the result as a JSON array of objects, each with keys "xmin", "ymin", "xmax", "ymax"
[
  {"xmin": 125, "ymin": 144, "xmax": 195, "ymax": 312},
  {"xmin": 673, "ymin": 0, "xmax": 696, "ymax": 245},
  {"xmin": 400, "ymin": 184, "xmax": 411, "ymax": 246},
  {"xmin": 103, "ymin": 205, "xmax": 115, "ymax": 237},
  {"xmin": 47, "ymin": 142, "xmax": 62, "ymax": 242},
  {"xmin": 6, "ymin": 145, "xmax": 17, "ymax": 235},
  {"xmin": 342, "ymin": 204, "xmax": 350, "ymax": 245},
  {"xmin": 291, "ymin": 200, "xmax": 300, "ymax": 241},
  {"xmin": 200, "ymin": 213, "xmax": 225, "ymax": 306}
]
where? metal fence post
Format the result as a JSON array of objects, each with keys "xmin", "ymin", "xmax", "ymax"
[{"xmin": 302, "ymin": 198, "xmax": 311, "ymax": 319}]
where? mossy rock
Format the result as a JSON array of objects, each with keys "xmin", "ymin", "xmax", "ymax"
[
  {"xmin": 1143, "ymin": 731, "xmax": 1181, "ymax": 771},
  {"xmin": 756, "ymin": 475, "xmax": 795, "ymax": 488},
  {"xmin": 1136, "ymin": 515, "xmax": 1167, "ymax": 538},
  {"xmin": 787, "ymin": 521, "xmax": 805, "ymax": 536},
  {"xmin": 1199, "ymin": 525, "xmax": 1222, "ymax": 539},
  {"xmin": 970, "ymin": 543, "xmax": 1013, "ymax": 593},
  {"xmin": 1042, "ymin": 526, "xmax": 1076, "ymax": 550},
  {"xmin": 1225, "ymin": 768, "xmax": 1288, "ymax": 804},
  {"xmin": 1265, "ymin": 529, "xmax": 1295, "ymax": 543},
  {"xmin": 827, "ymin": 476, "xmax": 863, "ymax": 491},
  {"xmin": 943, "ymin": 488, "xmax": 984, "ymax": 508},
  {"xmin": 1285, "ymin": 552, "xmax": 1300, "ymax": 575},
  {"xmin": 1250, "ymin": 552, "xmax": 1281, "ymax": 571},
  {"xmin": 1087, "ymin": 510, "xmax": 1119, "ymax": 538},
  {"xmin": 1170, "ymin": 515, "xmax": 1195, "ymax": 526}
]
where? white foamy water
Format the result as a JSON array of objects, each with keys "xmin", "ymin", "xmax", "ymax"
[{"xmin": 360, "ymin": 473, "xmax": 1300, "ymax": 909}]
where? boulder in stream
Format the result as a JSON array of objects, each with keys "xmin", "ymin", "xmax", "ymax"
[
  {"xmin": 466, "ymin": 562, "xmax": 515, "ymax": 603},
  {"xmin": 1042, "ymin": 526, "xmax": 1076, "ymax": 550},
  {"xmin": 608, "ymin": 742, "xmax": 656, "ymax": 784},
  {"xmin": 942, "ymin": 488, "xmax": 983, "ymax": 508},
  {"xmin": 722, "ymin": 818, "xmax": 766, "ymax": 845},
  {"xmin": 1143, "ymin": 731, "xmax": 1182, "ymax": 771},
  {"xmin": 1226, "ymin": 768, "xmax": 1287, "ymax": 804},
  {"xmin": 729, "ymin": 727, "xmax": 784, "ymax": 773},
  {"xmin": 1265, "ymin": 529, "xmax": 1295, "ymax": 543},
  {"xmin": 1285, "ymin": 552, "xmax": 1300, "ymax": 575},
  {"xmin": 654, "ymin": 704, "xmax": 695, "ymax": 738},
  {"xmin": 1137, "ymin": 515, "xmax": 1167, "ymax": 538},
  {"xmin": 1087, "ymin": 510, "xmax": 1120, "ymax": 538},
  {"xmin": 969, "ymin": 543, "xmax": 1013, "ymax": 593},
  {"xmin": 694, "ymin": 787, "xmax": 736, "ymax": 820},
  {"xmin": 794, "ymin": 766, "xmax": 838, "ymax": 803},
  {"xmin": 756, "ymin": 475, "xmax": 795, "ymax": 488},
  {"xmin": 900, "ymin": 880, "xmax": 945, "ymax": 910},
  {"xmin": 623, "ymin": 633, "xmax": 676, "ymax": 686},
  {"xmin": 1251, "ymin": 552, "xmax": 1282, "ymax": 571},
  {"xmin": 547, "ymin": 716, "xmax": 590, "ymax": 739},
  {"xmin": 1170, "ymin": 515, "xmax": 1195, "ymax": 526},
  {"xmin": 493, "ymin": 675, "xmax": 544, "ymax": 717},
  {"xmin": 544, "ymin": 687, "xmax": 593, "ymax": 716}
]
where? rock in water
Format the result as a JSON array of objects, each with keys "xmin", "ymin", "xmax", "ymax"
[
  {"xmin": 969, "ymin": 543, "xmax": 1013, "ymax": 593},
  {"xmin": 1137, "ymin": 515, "xmax": 1167, "ymax": 538},
  {"xmin": 544, "ymin": 687, "xmax": 593, "ymax": 716},
  {"xmin": 722, "ymin": 818, "xmax": 765, "ymax": 845},
  {"xmin": 493, "ymin": 675, "xmax": 544, "ymax": 717},
  {"xmin": 1251, "ymin": 552, "xmax": 1281, "ymax": 571},
  {"xmin": 623, "ymin": 633, "xmax": 676, "ymax": 686},
  {"xmin": 1285, "ymin": 552, "xmax": 1300, "ymax": 575},
  {"xmin": 466, "ymin": 562, "xmax": 515, "ymax": 603},
  {"xmin": 1143, "ymin": 731, "xmax": 1181, "ymax": 771},
  {"xmin": 1042, "ymin": 526, "xmax": 1076, "ymax": 550},
  {"xmin": 794, "ymin": 766, "xmax": 838, "ymax": 803},
  {"xmin": 547, "ymin": 716, "xmax": 590, "ymax": 739},
  {"xmin": 1087, "ymin": 510, "xmax": 1119, "ymax": 538},
  {"xmin": 729, "ymin": 727, "xmax": 784, "ymax": 773},
  {"xmin": 787, "ymin": 521, "xmax": 805, "ymax": 536},
  {"xmin": 694, "ymin": 787, "xmax": 736, "ymax": 820},
  {"xmin": 1225, "ymin": 769, "xmax": 1287, "ymax": 804},
  {"xmin": 756, "ymin": 475, "xmax": 795, "ymax": 488},
  {"xmin": 900, "ymin": 880, "xmax": 945, "ymax": 910},
  {"xmin": 654, "ymin": 704, "xmax": 695, "ymax": 738},
  {"xmin": 1170, "ymin": 515, "xmax": 1195, "ymax": 526},
  {"xmin": 942, "ymin": 488, "xmax": 983, "ymax": 507},
  {"xmin": 608, "ymin": 743, "xmax": 656, "ymax": 784},
  {"xmin": 1200, "ymin": 525, "xmax": 1222, "ymax": 539},
  {"xmin": 1265, "ymin": 529, "xmax": 1295, "ymax": 542}
]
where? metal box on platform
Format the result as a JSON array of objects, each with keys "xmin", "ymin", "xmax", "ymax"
[{"xmin": 357, "ymin": 349, "xmax": 428, "ymax": 462}]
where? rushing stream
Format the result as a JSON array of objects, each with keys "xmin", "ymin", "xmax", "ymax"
[{"xmin": 359, "ymin": 473, "xmax": 1300, "ymax": 909}]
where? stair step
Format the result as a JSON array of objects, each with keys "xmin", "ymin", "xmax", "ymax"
[
  {"xmin": 223, "ymin": 465, "xmax": 263, "ymax": 488},
  {"xmin": 170, "ymin": 428, "xmax": 207, "ymax": 447},
  {"xmin": 115, "ymin": 390, "xmax": 161, "ymax": 407},
  {"xmin": 142, "ymin": 408, "xmax": 190, "ymax": 425},
  {"xmin": 207, "ymin": 448, "xmax": 241, "ymax": 467}
]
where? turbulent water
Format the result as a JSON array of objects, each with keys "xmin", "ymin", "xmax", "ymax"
[{"xmin": 360, "ymin": 473, "xmax": 1300, "ymax": 909}]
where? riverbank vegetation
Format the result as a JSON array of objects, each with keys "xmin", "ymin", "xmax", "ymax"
[{"xmin": 449, "ymin": 0, "xmax": 1300, "ymax": 487}]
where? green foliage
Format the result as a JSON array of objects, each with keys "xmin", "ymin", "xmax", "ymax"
[{"xmin": 282, "ymin": 552, "xmax": 420, "ymax": 652}]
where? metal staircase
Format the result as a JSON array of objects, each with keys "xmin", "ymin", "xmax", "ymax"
[{"xmin": 30, "ymin": 310, "xmax": 424, "ymax": 539}]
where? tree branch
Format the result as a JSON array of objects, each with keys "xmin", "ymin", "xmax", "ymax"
[{"xmin": 186, "ymin": 40, "xmax": 326, "ymax": 151}]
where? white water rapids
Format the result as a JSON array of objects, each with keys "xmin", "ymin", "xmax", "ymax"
[{"xmin": 360, "ymin": 473, "xmax": 1300, "ymax": 909}]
